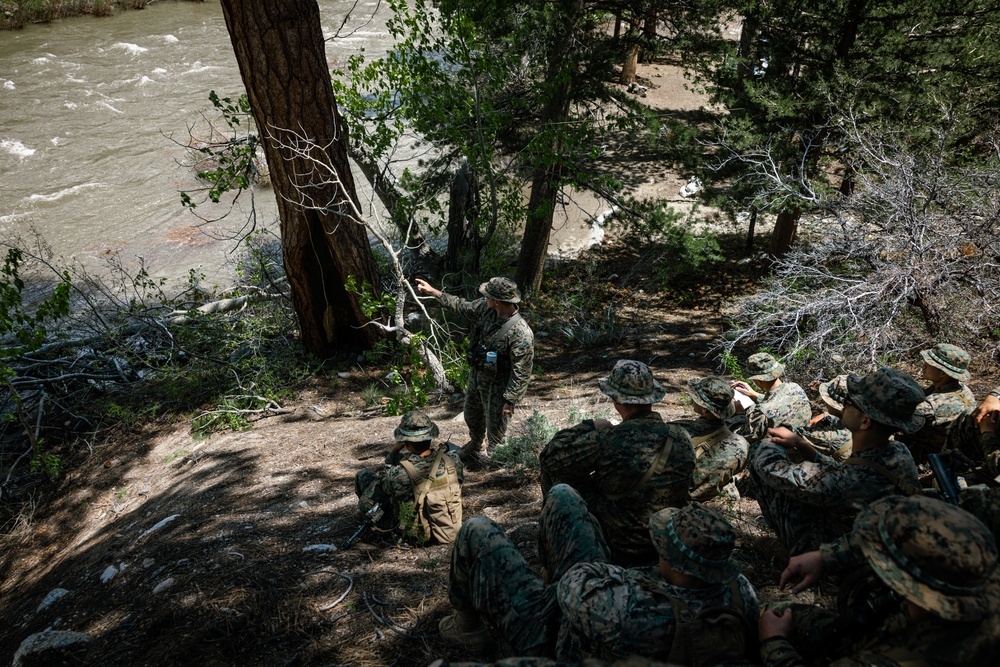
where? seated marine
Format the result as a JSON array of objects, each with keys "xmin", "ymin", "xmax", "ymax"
[
  {"xmin": 538, "ymin": 360, "xmax": 694, "ymax": 566},
  {"xmin": 439, "ymin": 488, "xmax": 759, "ymax": 663},
  {"xmin": 766, "ymin": 494, "xmax": 1000, "ymax": 666},
  {"xmin": 353, "ymin": 410, "xmax": 464, "ymax": 544},
  {"xmin": 671, "ymin": 375, "xmax": 750, "ymax": 501},
  {"xmin": 730, "ymin": 352, "xmax": 811, "ymax": 444}
]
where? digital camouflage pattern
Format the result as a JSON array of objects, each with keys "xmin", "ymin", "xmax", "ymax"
[
  {"xmin": 539, "ymin": 412, "xmax": 694, "ymax": 565},
  {"xmin": 852, "ymin": 496, "xmax": 996, "ymax": 621},
  {"xmin": 800, "ymin": 415, "xmax": 852, "ymax": 462},
  {"xmin": 747, "ymin": 439, "xmax": 919, "ymax": 555},
  {"xmin": 479, "ymin": 276, "xmax": 522, "ymax": 303},
  {"xmin": 447, "ymin": 484, "xmax": 610, "ymax": 655},
  {"xmin": 648, "ymin": 503, "xmax": 741, "ymax": 583},
  {"xmin": 945, "ymin": 386, "xmax": 1000, "ymax": 476},
  {"xmin": 745, "ymin": 352, "xmax": 785, "ymax": 382},
  {"xmin": 598, "ymin": 360, "xmax": 667, "ymax": 404},
  {"xmin": 819, "ymin": 375, "xmax": 849, "ymax": 413},
  {"xmin": 897, "ymin": 379, "xmax": 976, "ymax": 463},
  {"xmin": 733, "ymin": 381, "xmax": 812, "ymax": 444},
  {"xmin": 770, "ymin": 496, "xmax": 1000, "ymax": 667},
  {"xmin": 436, "ymin": 291, "xmax": 534, "ymax": 451},
  {"xmin": 672, "ymin": 417, "xmax": 749, "ymax": 501},
  {"xmin": 846, "ymin": 367, "xmax": 925, "ymax": 433},
  {"xmin": 921, "ymin": 343, "xmax": 972, "ymax": 381},
  {"xmin": 354, "ymin": 445, "xmax": 464, "ymax": 528},
  {"xmin": 555, "ymin": 561, "xmax": 758, "ymax": 662},
  {"xmin": 393, "ymin": 409, "xmax": 439, "ymax": 442},
  {"xmin": 686, "ymin": 376, "xmax": 736, "ymax": 419}
]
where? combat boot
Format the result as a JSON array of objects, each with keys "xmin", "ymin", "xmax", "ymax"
[
  {"xmin": 459, "ymin": 441, "xmax": 488, "ymax": 470},
  {"xmin": 438, "ymin": 610, "xmax": 495, "ymax": 653}
]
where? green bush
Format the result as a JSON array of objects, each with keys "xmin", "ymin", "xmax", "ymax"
[{"xmin": 491, "ymin": 410, "xmax": 558, "ymax": 469}]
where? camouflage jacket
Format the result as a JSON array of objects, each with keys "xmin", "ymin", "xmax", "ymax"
[
  {"xmin": 947, "ymin": 385, "xmax": 1000, "ymax": 477},
  {"xmin": 555, "ymin": 562, "xmax": 759, "ymax": 662},
  {"xmin": 787, "ymin": 499, "xmax": 1000, "ymax": 667},
  {"xmin": 735, "ymin": 381, "xmax": 812, "ymax": 443},
  {"xmin": 672, "ymin": 417, "xmax": 749, "ymax": 501},
  {"xmin": 800, "ymin": 415, "xmax": 852, "ymax": 462},
  {"xmin": 760, "ymin": 600, "xmax": 1000, "ymax": 667},
  {"xmin": 437, "ymin": 292, "xmax": 534, "ymax": 405},
  {"xmin": 897, "ymin": 380, "xmax": 976, "ymax": 462},
  {"xmin": 357, "ymin": 445, "xmax": 464, "ymax": 514},
  {"xmin": 539, "ymin": 412, "xmax": 694, "ymax": 562},
  {"xmin": 752, "ymin": 440, "xmax": 919, "ymax": 542}
]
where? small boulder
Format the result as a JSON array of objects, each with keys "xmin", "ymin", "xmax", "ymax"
[
  {"xmin": 13, "ymin": 630, "xmax": 93, "ymax": 667},
  {"xmin": 36, "ymin": 588, "xmax": 70, "ymax": 613}
]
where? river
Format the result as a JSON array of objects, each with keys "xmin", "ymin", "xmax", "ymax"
[{"xmin": 0, "ymin": 1, "xmax": 599, "ymax": 291}]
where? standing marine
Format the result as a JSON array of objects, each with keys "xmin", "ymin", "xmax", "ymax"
[{"xmin": 415, "ymin": 276, "xmax": 534, "ymax": 463}]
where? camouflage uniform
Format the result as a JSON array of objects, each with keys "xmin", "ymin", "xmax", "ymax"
[
  {"xmin": 897, "ymin": 344, "xmax": 976, "ymax": 464},
  {"xmin": 435, "ymin": 277, "xmax": 534, "ymax": 453},
  {"xmin": 354, "ymin": 411, "xmax": 464, "ymax": 531},
  {"xmin": 747, "ymin": 368, "xmax": 922, "ymax": 556},
  {"xmin": 797, "ymin": 376, "xmax": 852, "ymax": 462},
  {"xmin": 672, "ymin": 376, "xmax": 749, "ymax": 501},
  {"xmin": 539, "ymin": 361, "xmax": 695, "ymax": 566},
  {"xmin": 763, "ymin": 495, "xmax": 1000, "ymax": 667},
  {"xmin": 731, "ymin": 354, "xmax": 812, "ymax": 443},
  {"xmin": 555, "ymin": 503, "xmax": 759, "ymax": 662},
  {"xmin": 945, "ymin": 385, "xmax": 1000, "ymax": 477},
  {"xmin": 446, "ymin": 484, "xmax": 611, "ymax": 655},
  {"xmin": 444, "ymin": 494, "xmax": 758, "ymax": 661}
]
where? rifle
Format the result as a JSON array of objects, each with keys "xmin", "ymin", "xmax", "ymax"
[
  {"xmin": 928, "ymin": 453, "xmax": 960, "ymax": 505},
  {"xmin": 342, "ymin": 502, "xmax": 384, "ymax": 549}
]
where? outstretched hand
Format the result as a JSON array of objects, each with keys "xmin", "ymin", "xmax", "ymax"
[
  {"xmin": 780, "ymin": 551, "xmax": 824, "ymax": 594},
  {"xmin": 414, "ymin": 278, "xmax": 441, "ymax": 298}
]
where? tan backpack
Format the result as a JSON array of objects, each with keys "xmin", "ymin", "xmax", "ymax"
[{"xmin": 399, "ymin": 444, "xmax": 463, "ymax": 544}]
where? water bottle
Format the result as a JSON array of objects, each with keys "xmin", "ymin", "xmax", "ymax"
[{"xmin": 485, "ymin": 351, "xmax": 497, "ymax": 365}]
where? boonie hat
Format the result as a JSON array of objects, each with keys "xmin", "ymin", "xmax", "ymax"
[
  {"xmin": 479, "ymin": 277, "xmax": 521, "ymax": 304},
  {"xmin": 745, "ymin": 352, "xmax": 784, "ymax": 382},
  {"xmin": 854, "ymin": 495, "xmax": 997, "ymax": 621},
  {"xmin": 819, "ymin": 375, "xmax": 849, "ymax": 412},
  {"xmin": 393, "ymin": 410, "xmax": 439, "ymax": 442},
  {"xmin": 686, "ymin": 376, "xmax": 736, "ymax": 419},
  {"xmin": 920, "ymin": 343, "xmax": 971, "ymax": 382},
  {"xmin": 598, "ymin": 360, "xmax": 667, "ymax": 404},
  {"xmin": 846, "ymin": 367, "xmax": 925, "ymax": 433},
  {"xmin": 649, "ymin": 503, "xmax": 740, "ymax": 584}
]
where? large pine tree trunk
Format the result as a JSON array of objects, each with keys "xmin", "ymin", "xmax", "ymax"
[
  {"xmin": 621, "ymin": 43, "xmax": 639, "ymax": 84},
  {"xmin": 219, "ymin": 0, "xmax": 381, "ymax": 356}
]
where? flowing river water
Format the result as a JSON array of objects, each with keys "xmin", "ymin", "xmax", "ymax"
[{"xmin": 0, "ymin": 1, "xmax": 599, "ymax": 289}]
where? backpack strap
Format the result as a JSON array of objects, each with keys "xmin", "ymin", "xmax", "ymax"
[
  {"xmin": 691, "ymin": 425, "xmax": 732, "ymax": 459},
  {"xmin": 400, "ymin": 444, "xmax": 450, "ymax": 506},
  {"xmin": 486, "ymin": 312, "xmax": 522, "ymax": 348},
  {"xmin": 605, "ymin": 432, "xmax": 677, "ymax": 500},
  {"xmin": 845, "ymin": 457, "xmax": 921, "ymax": 496}
]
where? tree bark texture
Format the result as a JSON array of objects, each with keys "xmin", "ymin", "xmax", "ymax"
[
  {"xmin": 769, "ymin": 210, "xmax": 800, "ymax": 257},
  {"xmin": 514, "ymin": 0, "xmax": 586, "ymax": 297},
  {"xmin": 220, "ymin": 0, "xmax": 381, "ymax": 356}
]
